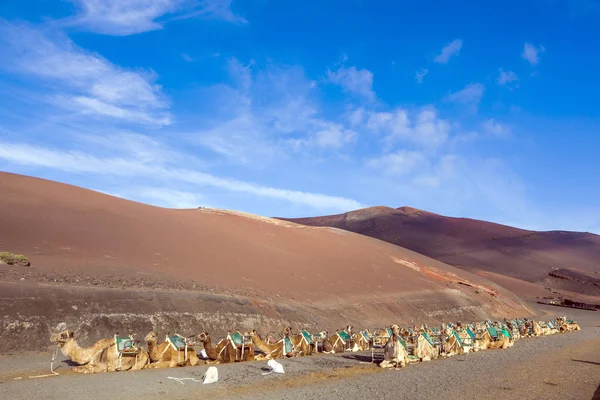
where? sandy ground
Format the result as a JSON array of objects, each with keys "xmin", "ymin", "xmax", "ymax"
[{"xmin": 1, "ymin": 304, "xmax": 598, "ymax": 400}]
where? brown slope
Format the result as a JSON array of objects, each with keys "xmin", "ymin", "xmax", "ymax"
[
  {"xmin": 281, "ymin": 206, "xmax": 600, "ymax": 294},
  {"xmin": 0, "ymin": 172, "xmax": 519, "ymax": 302}
]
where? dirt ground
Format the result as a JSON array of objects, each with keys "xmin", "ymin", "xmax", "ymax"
[{"xmin": 0, "ymin": 303, "xmax": 598, "ymax": 400}]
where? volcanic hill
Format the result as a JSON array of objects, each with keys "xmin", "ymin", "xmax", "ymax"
[
  {"xmin": 282, "ymin": 206, "xmax": 600, "ymax": 300},
  {"xmin": 0, "ymin": 173, "xmax": 531, "ymax": 351}
]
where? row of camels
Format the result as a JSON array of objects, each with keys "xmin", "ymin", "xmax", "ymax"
[{"xmin": 49, "ymin": 316, "xmax": 580, "ymax": 373}]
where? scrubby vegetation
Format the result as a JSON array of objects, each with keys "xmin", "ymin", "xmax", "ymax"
[{"xmin": 0, "ymin": 252, "xmax": 30, "ymax": 267}]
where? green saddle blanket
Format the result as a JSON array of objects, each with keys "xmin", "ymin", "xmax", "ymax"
[
  {"xmin": 361, "ymin": 331, "xmax": 370, "ymax": 342},
  {"xmin": 283, "ymin": 337, "xmax": 294, "ymax": 354},
  {"xmin": 452, "ymin": 330, "xmax": 464, "ymax": 347},
  {"xmin": 398, "ymin": 338, "xmax": 407, "ymax": 350},
  {"xmin": 115, "ymin": 336, "xmax": 137, "ymax": 353},
  {"xmin": 386, "ymin": 328, "xmax": 393, "ymax": 337},
  {"xmin": 499, "ymin": 329, "xmax": 511, "ymax": 338},
  {"xmin": 422, "ymin": 333, "xmax": 436, "ymax": 346},
  {"xmin": 300, "ymin": 331, "xmax": 313, "ymax": 344},
  {"xmin": 337, "ymin": 331, "xmax": 351, "ymax": 343},
  {"xmin": 168, "ymin": 335, "xmax": 187, "ymax": 350},
  {"xmin": 466, "ymin": 329, "xmax": 475, "ymax": 340},
  {"xmin": 488, "ymin": 327, "xmax": 499, "ymax": 339},
  {"xmin": 229, "ymin": 332, "xmax": 244, "ymax": 347}
]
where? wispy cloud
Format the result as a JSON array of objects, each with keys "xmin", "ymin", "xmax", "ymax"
[
  {"xmin": 367, "ymin": 150, "xmax": 428, "ymax": 176},
  {"xmin": 415, "ymin": 68, "xmax": 429, "ymax": 84},
  {"xmin": 192, "ymin": 58, "xmax": 359, "ymax": 164},
  {"xmin": 66, "ymin": 0, "xmax": 247, "ymax": 36},
  {"xmin": 133, "ymin": 187, "xmax": 205, "ymax": 208},
  {"xmin": 352, "ymin": 107, "xmax": 450, "ymax": 148},
  {"xmin": 497, "ymin": 68, "xmax": 519, "ymax": 87},
  {"xmin": 434, "ymin": 39, "xmax": 462, "ymax": 64},
  {"xmin": 482, "ymin": 119, "xmax": 511, "ymax": 137},
  {"xmin": 522, "ymin": 43, "xmax": 546, "ymax": 65},
  {"xmin": 445, "ymin": 83, "xmax": 485, "ymax": 108},
  {"xmin": 0, "ymin": 138, "xmax": 363, "ymax": 212},
  {"xmin": 181, "ymin": 53, "xmax": 195, "ymax": 62},
  {"xmin": 327, "ymin": 65, "xmax": 376, "ymax": 101},
  {"xmin": 0, "ymin": 21, "xmax": 171, "ymax": 127}
]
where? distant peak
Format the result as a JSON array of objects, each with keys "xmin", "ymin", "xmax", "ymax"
[{"xmin": 396, "ymin": 206, "xmax": 438, "ymax": 216}]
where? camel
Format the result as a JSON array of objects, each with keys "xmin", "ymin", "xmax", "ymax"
[
  {"xmin": 475, "ymin": 328, "xmax": 512, "ymax": 350},
  {"xmin": 244, "ymin": 330, "xmax": 287, "ymax": 360},
  {"xmin": 556, "ymin": 317, "xmax": 581, "ymax": 332},
  {"xmin": 198, "ymin": 332, "xmax": 238, "ymax": 364},
  {"xmin": 71, "ymin": 337, "xmax": 149, "ymax": 374},
  {"xmin": 50, "ymin": 330, "xmax": 114, "ymax": 365},
  {"xmin": 283, "ymin": 326, "xmax": 312, "ymax": 356},
  {"xmin": 323, "ymin": 329, "xmax": 352, "ymax": 353},
  {"xmin": 145, "ymin": 331, "xmax": 201, "ymax": 368},
  {"xmin": 441, "ymin": 327, "xmax": 465, "ymax": 357},
  {"xmin": 350, "ymin": 330, "xmax": 371, "ymax": 352},
  {"xmin": 414, "ymin": 333, "xmax": 440, "ymax": 361},
  {"xmin": 226, "ymin": 332, "xmax": 255, "ymax": 361},
  {"xmin": 379, "ymin": 325, "xmax": 408, "ymax": 369}
]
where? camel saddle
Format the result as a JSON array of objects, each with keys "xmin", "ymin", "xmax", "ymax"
[
  {"xmin": 337, "ymin": 331, "xmax": 351, "ymax": 343},
  {"xmin": 228, "ymin": 332, "xmax": 246, "ymax": 348},
  {"xmin": 300, "ymin": 331, "xmax": 313, "ymax": 344},
  {"xmin": 283, "ymin": 337, "xmax": 294, "ymax": 355},
  {"xmin": 114, "ymin": 335, "xmax": 139, "ymax": 355},
  {"xmin": 167, "ymin": 335, "xmax": 188, "ymax": 351},
  {"xmin": 360, "ymin": 330, "xmax": 370, "ymax": 342}
]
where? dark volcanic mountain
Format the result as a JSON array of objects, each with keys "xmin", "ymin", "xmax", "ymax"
[{"xmin": 281, "ymin": 206, "xmax": 600, "ymax": 298}]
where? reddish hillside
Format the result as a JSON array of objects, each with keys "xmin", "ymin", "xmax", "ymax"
[
  {"xmin": 0, "ymin": 173, "xmax": 531, "ymax": 351},
  {"xmin": 282, "ymin": 206, "xmax": 600, "ymax": 296}
]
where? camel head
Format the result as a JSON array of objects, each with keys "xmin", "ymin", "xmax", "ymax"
[
  {"xmin": 145, "ymin": 331, "xmax": 158, "ymax": 343},
  {"xmin": 50, "ymin": 330, "xmax": 74, "ymax": 345},
  {"xmin": 244, "ymin": 329, "xmax": 258, "ymax": 337},
  {"xmin": 198, "ymin": 332, "xmax": 210, "ymax": 342}
]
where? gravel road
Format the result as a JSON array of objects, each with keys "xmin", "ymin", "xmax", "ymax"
[{"xmin": 1, "ymin": 304, "xmax": 598, "ymax": 400}]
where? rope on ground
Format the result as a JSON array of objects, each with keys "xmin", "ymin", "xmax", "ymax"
[
  {"xmin": 167, "ymin": 376, "xmax": 202, "ymax": 384},
  {"xmin": 28, "ymin": 344, "xmax": 61, "ymax": 379}
]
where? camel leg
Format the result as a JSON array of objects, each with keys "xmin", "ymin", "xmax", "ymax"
[
  {"xmin": 72, "ymin": 363, "xmax": 108, "ymax": 374},
  {"xmin": 149, "ymin": 360, "xmax": 174, "ymax": 369},
  {"xmin": 188, "ymin": 351, "xmax": 200, "ymax": 366}
]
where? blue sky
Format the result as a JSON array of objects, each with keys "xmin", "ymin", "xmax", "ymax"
[{"xmin": 0, "ymin": 0, "xmax": 599, "ymax": 232}]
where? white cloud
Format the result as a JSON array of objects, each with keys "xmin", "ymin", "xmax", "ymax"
[
  {"xmin": 367, "ymin": 150, "xmax": 427, "ymax": 176},
  {"xmin": 434, "ymin": 39, "xmax": 462, "ymax": 64},
  {"xmin": 482, "ymin": 119, "xmax": 511, "ymax": 137},
  {"xmin": 522, "ymin": 43, "xmax": 545, "ymax": 65},
  {"xmin": 193, "ymin": 59, "xmax": 359, "ymax": 163},
  {"xmin": 67, "ymin": 0, "xmax": 247, "ymax": 36},
  {"xmin": 181, "ymin": 53, "xmax": 195, "ymax": 62},
  {"xmin": 327, "ymin": 65, "xmax": 375, "ymax": 101},
  {"xmin": 415, "ymin": 69, "xmax": 428, "ymax": 84},
  {"xmin": 0, "ymin": 139, "xmax": 363, "ymax": 212},
  {"xmin": 0, "ymin": 21, "xmax": 170, "ymax": 126},
  {"xmin": 445, "ymin": 83, "xmax": 485, "ymax": 108},
  {"xmin": 497, "ymin": 69, "xmax": 518, "ymax": 86},
  {"xmin": 363, "ymin": 107, "xmax": 450, "ymax": 148},
  {"xmin": 134, "ymin": 187, "xmax": 205, "ymax": 208}
]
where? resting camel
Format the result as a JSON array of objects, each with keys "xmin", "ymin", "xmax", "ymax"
[
  {"xmin": 283, "ymin": 326, "xmax": 312, "ymax": 356},
  {"xmin": 379, "ymin": 325, "xmax": 408, "ymax": 369},
  {"xmin": 556, "ymin": 317, "xmax": 581, "ymax": 332},
  {"xmin": 198, "ymin": 332, "xmax": 236, "ymax": 364},
  {"xmin": 245, "ymin": 330, "xmax": 286, "ymax": 360},
  {"xmin": 50, "ymin": 330, "xmax": 114, "ymax": 365},
  {"xmin": 350, "ymin": 330, "xmax": 371, "ymax": 352},
  {"xmin": 441, "ymin": 327, "xmax": 465, "ymax": 357},
  {"xmin": 145, "ymin": 331, "xmax": 200, "ymax": 368},
  {"xmin": 475, "ymin": 329, "xmax": 512, "ymax": 350},
  {"xmin": 71, "ymin": 338, "xmax": 149, "ymax": 373},
  {"xmin": 323, "ymin": 325, "xmax": 354, "ymax": 353},
  {"xmin": 413, "ymin": 333, "xmax": 439, "ymax": 361}
]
